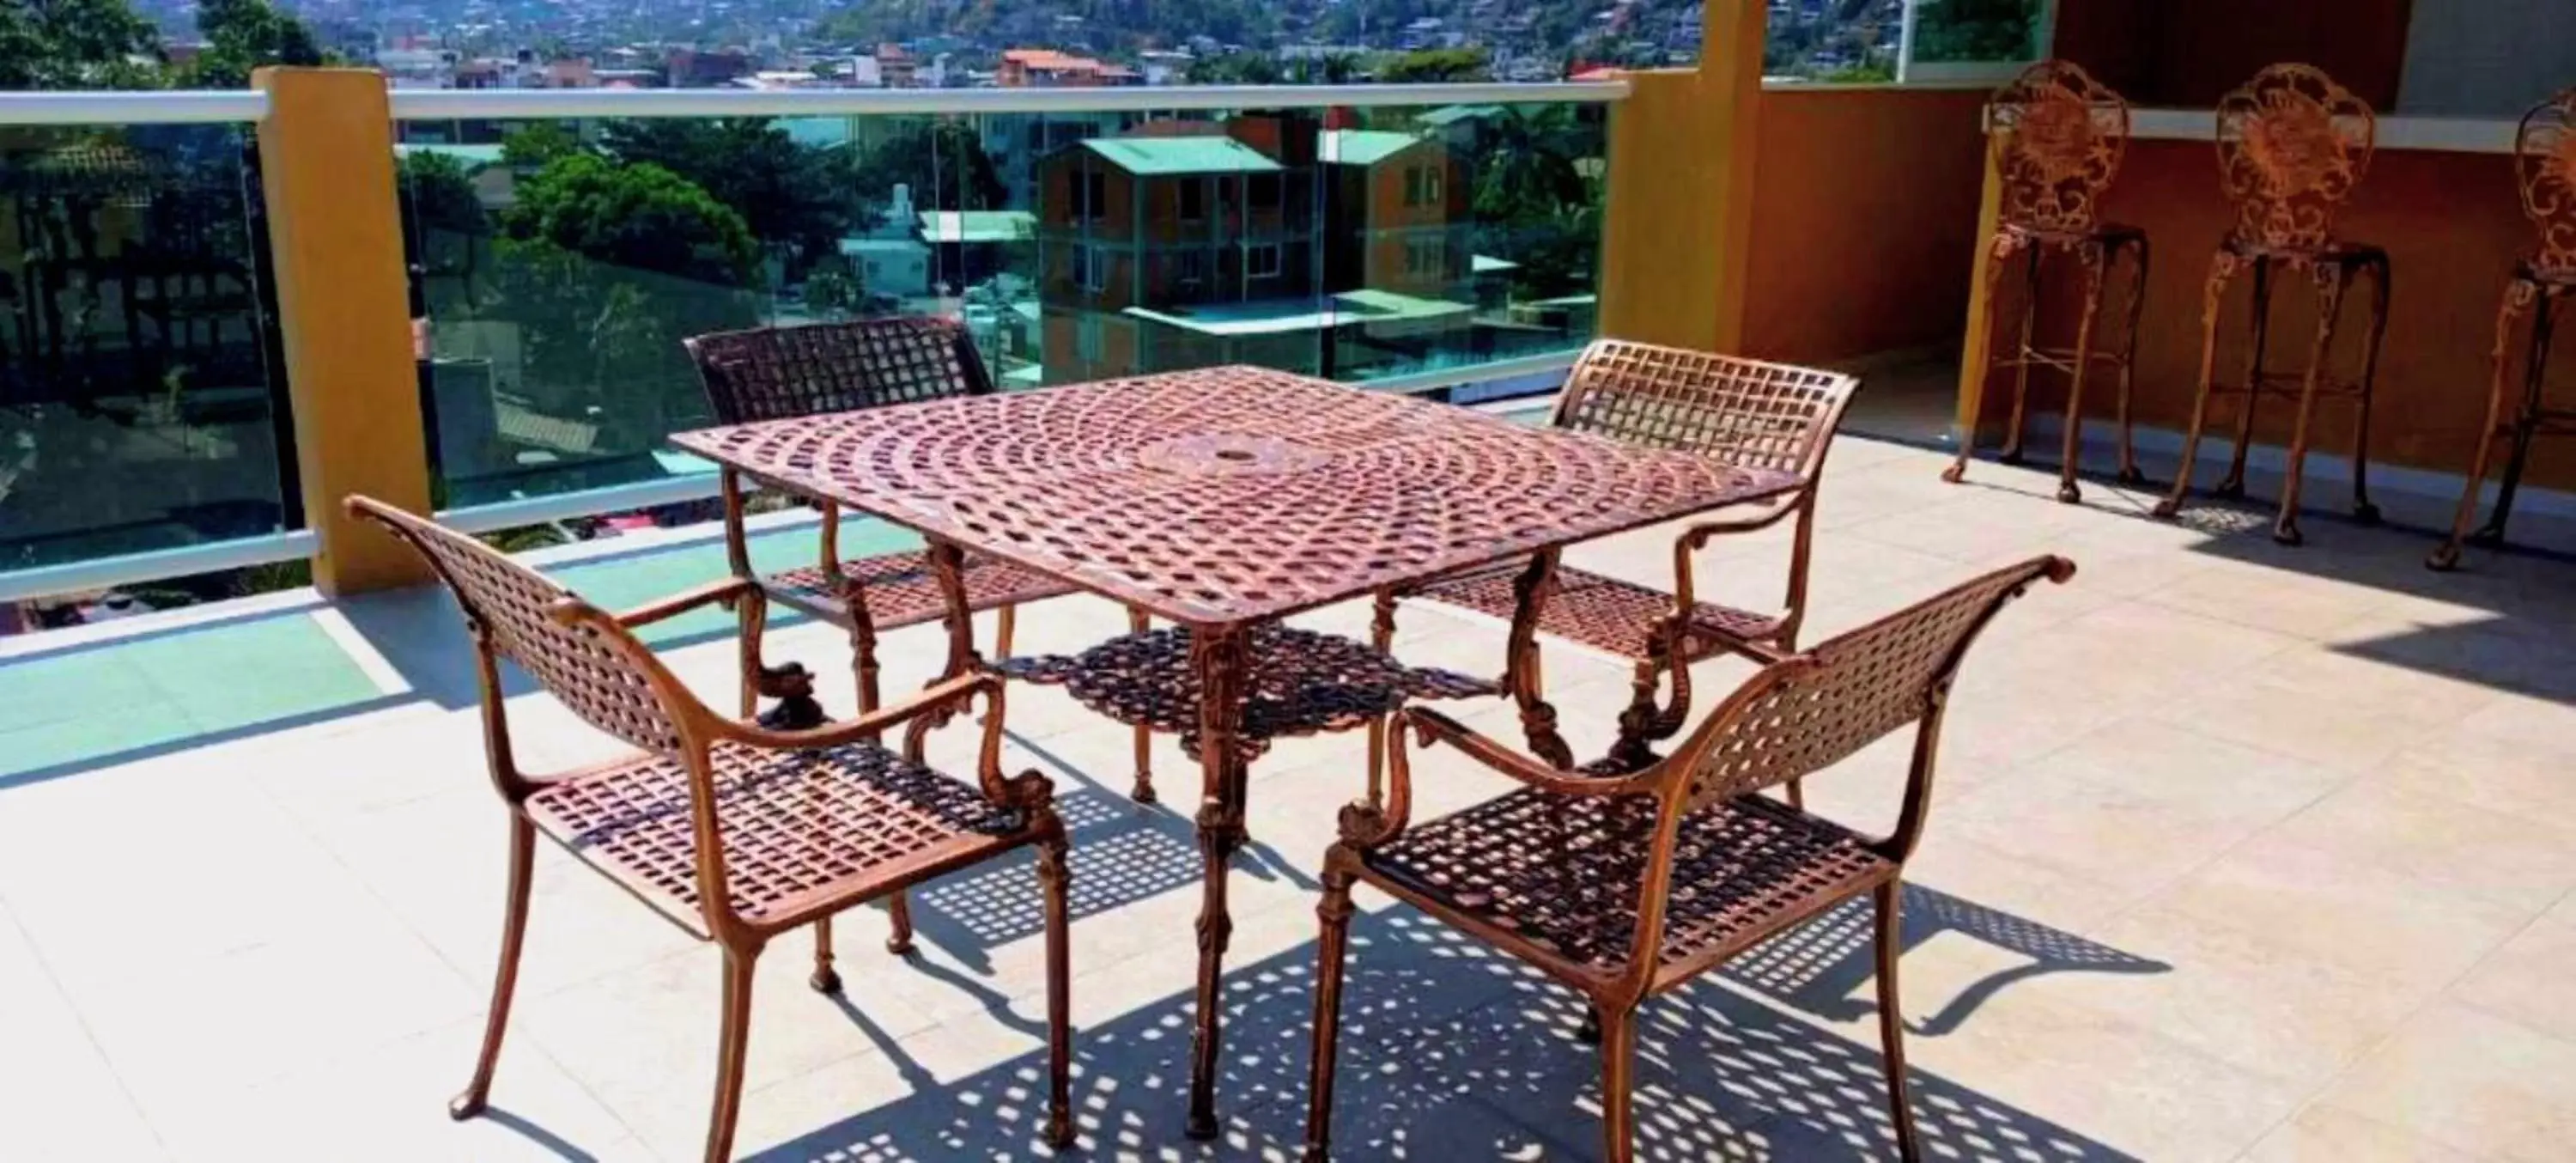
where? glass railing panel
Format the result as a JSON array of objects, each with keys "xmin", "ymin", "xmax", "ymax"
[
  {"xmin": 401, "ymin": 97, "xmax": 1609, "ymax": 515},
  {"xmin": 0, "ymin": 122, "xmax": 293, "ymax": 575}
]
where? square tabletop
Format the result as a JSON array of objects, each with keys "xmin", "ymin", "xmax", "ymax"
[{"xmin": 671, "ymin": 365, "xmax": 1801, "ymax": 627}]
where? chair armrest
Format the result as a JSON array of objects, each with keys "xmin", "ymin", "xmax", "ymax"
[
  {"xmin": 612, "ymin": 577, "xmax": 761, "ymax": 630},
  {"xmin": 703, "ymin": 672, "xmax": 993, "ymax": 752},
  {"xmin": 1680, "ymin": 494, "xmax": 1801, "ymax": 548},
  {"xmin": 1401, "ymin": 708, "xmax": 1664, "ymax": 799}
]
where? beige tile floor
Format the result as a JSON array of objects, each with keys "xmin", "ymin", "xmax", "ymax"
[{"xmin": 3, "ymin": 435, "xmax": 2573, "ymax": 1161}]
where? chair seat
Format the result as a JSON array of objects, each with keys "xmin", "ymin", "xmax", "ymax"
[
  {"xmin": 762, "ymin": 550, "xmax": 1078, "ymax": 630},
  {"xmin": 526, "ymin": 740, "xmax": 1033, "ymax": 937},
  {"xmin": 993, "ymin": 624, "xmax": 1496, "ymax": 761},
  {"xmin": 1413, "ymin": 565, "xmax": 1786, "ymax": 664},
  {"xmin": 2221, "ymin": 235, "xmax": 2388, "ymax": 267},
  {"xmin": 1359, "ymin": 789, "xmax": 1895, "ymax": 981}
]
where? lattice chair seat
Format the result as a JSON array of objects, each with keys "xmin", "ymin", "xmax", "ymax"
[
  {"xmin": 1413, "ymin": 564, "xmax": 1789, "ymax": 663},
  {"xmin": 993, "ymin": 624, "xmax": 1497, "ymax": 761},
  {"xmin": 1362, "ymin": 789, "xmax": 1894, "ymax": 974},
  {"xmin": 762, "ymin": 549, "xmax": 1077, "ymax": 630},
  {"xmin": 528, "ymin": 740, "xmax": 1030, "ymax": 938}
]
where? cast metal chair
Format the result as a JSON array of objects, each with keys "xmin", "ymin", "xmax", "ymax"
[
  {"xmin": 2430, "ymin": 88, "xmax": 2576, "ymax": 569},
  {"xmin": 687, "ymin": 316, "xmax": 1159, "ymax": 816},
  {"xmin": 1943, "ymin": 58, "xmax": 2152, "ymax": 501},
  {"xmin": 1380, "ymin": 338, "xmax": 1861, "ymax": 781},
  {"xmin": 349, "ymin": 496, "xmax": 1076, "ymax": 1162},
  {"xmin": 1305, "ymin": 555, "xmax": 2075, "ymax": 1163},
  {"xmin": 2154, "ymin": 64, "xmax": 2391, "ymax": 545}
]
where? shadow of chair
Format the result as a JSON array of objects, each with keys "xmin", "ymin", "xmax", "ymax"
[
  {"xmin": 1720, "ymin": 883, "xmax": 2168, "ymax": 1036},
  {"xmin": 747, "ymin": 909, "xmax": 2143, "ymax": 1162}
]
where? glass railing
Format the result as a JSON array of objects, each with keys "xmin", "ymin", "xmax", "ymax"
[
  {"xmin": 0, "ymin": 120, "xmax": 293, "ymax": 575},
  {"xmin": 394, "ymin": 94, "xmax": 1609, "ymax": 514}
]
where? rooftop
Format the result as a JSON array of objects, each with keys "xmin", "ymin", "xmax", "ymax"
[
  {"xmin": 1078, "ymin": 135, "xmax": 1284, "ymax": 176},
  {"xmin": 7, "ymin": 433, "xmax": 2574, "ymax": 1160}
]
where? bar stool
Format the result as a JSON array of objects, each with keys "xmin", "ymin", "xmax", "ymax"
[
  {"xmin": 2430, "ymin": 88, "xmax": 2576, "ymax": 571},
  {"xmin": 1944, "ymin": 59, "xmax": 2151, "ymax": 502},
  {"xmin": 2154, "ymin": 64, "xmax": 2391, "ymax": 545}
]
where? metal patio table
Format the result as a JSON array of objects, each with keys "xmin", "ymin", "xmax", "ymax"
[{"xmin": 671, "ymin": 365, "xmax": 1801, "ymax": 1137}]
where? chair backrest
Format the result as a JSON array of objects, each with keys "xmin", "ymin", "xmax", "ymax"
[
  {"xmin": 683, "ymin": 315, "xmax": 995, "ymax": 425},
  {"xmin": 2215, "ymin": 64, "xmax": 2377, "ymax": 253},
  {"xmin": 1990, "ymin": 59, "xmax": 2131, "ymax": 236},
  {"xmin": 1552, "ymin": 339, "xmax": 1861, "ymax": 482},
  {"xmin": 345, "ymin": 496, "xmax": 682, "ymax": 755},
  {"xmin": 1676, "ymin": 555, "xmax": 2073, "ymax": 814},
  {"xmin": 2516, "ymin": 88, "xmax": 2576, "ymax": 277}
]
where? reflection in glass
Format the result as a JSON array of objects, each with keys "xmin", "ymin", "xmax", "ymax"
[
  {"xmin": 0, "ymin": 124, "xmax": 291, "ymax": 573},
  {"xmin": 399, "ymin": 102, "xmax": 1606, "ymax": 511}
]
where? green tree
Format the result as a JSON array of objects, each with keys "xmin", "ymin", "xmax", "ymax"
[
  {"xmin": 1185, "ymin": 52, "xmax": 1281, "ymax": 85},
  {"xmin": 491, "ymin": 154, "xmax": 761, "ymax": 449},
  {"xmin": 847, "ymin": 119, "xmax": 1005, "ymax": 216},
  {"xmin": 502, "ymin": 153, "xmax": 757, "ymax": 284},
  {"xmin": 396, "ymin": 150, "xmax": 489, "ymax": 284},
  {"xmin": 597, "ymin": 119, "xmax": 857, "ymax": 277},
  {"xmin": 181, "ymin": 0, "xmax": 328, "ymax": 88},
  {"xmin": 1376, "ymin": 46, "xmax": 1492, "ymax": 84},
  {"xmin": 0, "ymin": 0, "xmax": 164, "ymax": 90},
  {"xmin": 500, "ymin": 122, "xmax": 582, "ymax": 169}
]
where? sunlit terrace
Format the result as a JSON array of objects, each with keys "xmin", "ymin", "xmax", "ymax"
[{"xmin": 6, "ymin": 2, "xmax": 2576, "ymax": 1161}]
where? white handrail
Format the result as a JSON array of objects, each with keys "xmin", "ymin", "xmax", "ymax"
[
  {"xmin": 387, "ymin": 80, "xmax": 1629, "ymax": 121},
  {"xmin": 0, "ymin": 90, "xmax": 270, "ymax": 125}
]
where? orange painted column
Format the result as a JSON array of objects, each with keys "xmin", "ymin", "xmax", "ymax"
[
  {"xmin": 252, "ymin": 67, "xmax": 433, "ymax": 594},
  {"xmin": 1597, "ymin": 0, "xmax": 1765, "ymax": 351}
]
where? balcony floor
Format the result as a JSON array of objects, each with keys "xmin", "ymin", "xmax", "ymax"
[{"xmin": 5, "ymin": 435, "xmax": 2575, "ymax": 1161}]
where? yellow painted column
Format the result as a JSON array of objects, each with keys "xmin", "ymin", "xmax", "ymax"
[
  {"xmin": 1596, "ymin": 0, "xmax": 1765, "ymax": 352},
  {"xmin": 253, "ymin": 67, "xmax": 432, "ymax": 594},
  {"xmin": 1952, "ymin": 138, "xmax": 2006, "ymax": 444}
]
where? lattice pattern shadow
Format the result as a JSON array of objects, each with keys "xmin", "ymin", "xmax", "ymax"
[{"xmin": 746, "ymin": 910, "xmax": 2142, "ymax": 1161}]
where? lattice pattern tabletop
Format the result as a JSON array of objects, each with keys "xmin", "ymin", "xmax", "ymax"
[{"xmin": 671, "ymin": 366, "xmax": 1803, "ymax": 628}]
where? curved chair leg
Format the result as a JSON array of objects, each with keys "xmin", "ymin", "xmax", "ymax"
[
  {"xmin": 1128, "ymin": 606, "xmax": 1156, "ymax": 804},
  {"xmin": 1577, "ymin": 1003, "xmax": 1604, "ymax": 1044},
  {"xmin": 811, "ymin": 915, "xmax": 842, "ymax": 995},
  {"xmin": 2431, "ymin": 282, "xmax": 2530, "ymax": 569},
  {"xmin": 2350, "ymin": 256, "xmax": 2391, "ymax": 525},
  {"xmin": 451, "ymin": 815, "xmax": 535, "ymax": 1121},
  {"xmin": 2217, "ymin": 255, "xmax": 2275, "ymax": 502},
  {"xmin": 1038, "ymin": 835, "xmax": 1077, "ymax": 1150},
  {"xmin": 2482, "ymin": 286, "xmax": 2557, "ymax": 554},
  {"xmin": 995, "ymin": 602, "xmax": 1018, "ymax": 660},
  {"xmin": 1998, "ymin": 244, "xmax": 2044, "ymax": 466},
  {"xmin": 1301, "ymin": 861, "xmax": 1359, "ymax": 1162},
  {"xmin": 2156, "ymin": 251, "xmax": 2241, "ymax": 520},
  {"xmin": 2274, "ymin": 263, "xmax": 2353, "ymax": 546},
  {"xmin": 2115, "ymin": 234, "xmax": 2153, "ymax": 487},
  {"xmin": 703, "ymin": 947, "xmax": 759, "ymax": 1163},
  {"xmin": 884, "ymin": 893, "xmax": 917, "ymax": 957},
  {"xmin": 1946, "ymin": 235, "xmax": 2022, "ymax": 485},
  {"xmin": 1597, "ymin": 1002, "xmax": 1638, "ymax": 1163},
  {"xmin": 1873, "ymin": 880, "xmax": 1923, "ymax": 1162},
  {"xmin": 2057, "ymin": 240, "xmax": 2111, "ymax": 503}
]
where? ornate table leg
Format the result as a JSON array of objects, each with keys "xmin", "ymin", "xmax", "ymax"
[
  {"xmin": 1506, "ymin": 550, "xmax": 1577, "ymax": 770},
  {"xmin": 720, "ymin": 468, "xmax": 825, "ymax": 729},
  {"xmin": 1185, "ymin": 623, "xmax": 1251, "ymax": 1140}
]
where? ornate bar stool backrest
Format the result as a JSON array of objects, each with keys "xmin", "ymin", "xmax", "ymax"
[
  {"xmin": 345, "ymin": 496, "xmax": 684, "ymax": 762},
  {"xmin": 2517, "ymin": 88, "xmax": 2576, "ymax": 278},
  {"xmin": 1624, "ymin": 555, "xmax": 2074, "ymax": 971},
  {"xmin": 1990, "ymin": 59, "xmax": 2131, "ymax": 237},
  {"xmin": 685, "ymin": 315, "xmax": 996, "ymax": 424},
  {"xmin": 1552, "ymin": 338, "xmax": 1861, "ymax": 482},
  {"xmin": 2215, "ymin": 64, "xmax": 2378, "ymax": 253}
]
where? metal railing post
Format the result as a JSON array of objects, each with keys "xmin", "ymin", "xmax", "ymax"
[{"xmin": 252, "ymin": 67, "xmax": 432, "ymax": 594}]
